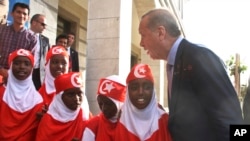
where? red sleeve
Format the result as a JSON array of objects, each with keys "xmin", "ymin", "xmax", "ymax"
[{"xmin": 85, "ymin": 115, "xmax": 100, "ymax": 134}]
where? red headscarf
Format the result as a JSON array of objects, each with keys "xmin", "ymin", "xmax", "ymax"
[
  {"xmin": 46, "ymin": 46, "xmax": 68, "ymax": 65},
  {"xmin": 126, "ymin": 64, "xmax": 154, "ymax": 84},
  {"xmin": 97, "ymin": 75, "xmax": 126, "ymax": 102},
  {"xmin": 55, "ymin": 72, "xmax": 83, "ymax": 94},
  {"xmin": 8, "ymin": 49, "xmax": 34, "ymax": 67}
]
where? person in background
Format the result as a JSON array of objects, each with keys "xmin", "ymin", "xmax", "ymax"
[
  {"xmin": 67, "ymin": 32, "xmax": 79, "ymax": 72},
  {"xmin": 115, "ymin": 64, "xmax": 172, "ymax": 141},
  {"xmin": 139, "ymin": 8, "xmax": 243, "ymax": 141},
  {"xmin": 82, "ymin": 75, "xmax": 126, "ymax": 141},
  {"xmin": 0, "ymin": 2, "xmax": 37, "ymax": 85},
  {"xmin": 0, "ymin": 0, "xmax": 9, "ymax": 25},
  {"xmin": 54, "ymin": 33, "xmax": 75, "ymax": 72},
  {"xmin": 36, "ymin": 72, "xmax": 91, "ymax": 141},
  {"xmin": 29, "ymin": 14, "xmax": 50, "ymax": 90},
  {"xmin": 55, "ymin": 34, "xmax": 68, "ymax": 48},
  {"xmin": 38, "ymin": 46, "xmax": 69, "ymax": 106},
  {"xmin": 0, "ymin": 49, "xmax": 44, "ymax": 140}
]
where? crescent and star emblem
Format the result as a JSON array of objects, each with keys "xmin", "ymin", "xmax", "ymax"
[
  {"xmin": 52, "ymin": 47, "xmax": 64, "ymax": 54},
  {"xmin": 99, "ymin": 80, "xmax": 115, "ymax": 94},
  {"xmin": 17, "ymin": 49, "xmax": 30, "ymax": 56},
  {"xmin": 134, "ymin": 64, "xmax": 146, "ymax": 78},
  {"xmin": 71, "ymin": 73, "xmax": 82, "ymax": 87}
]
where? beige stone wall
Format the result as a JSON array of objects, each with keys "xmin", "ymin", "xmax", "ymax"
[
  {"xmin": 30, "ymin": 0, "xmax": 88, "ymax": 72},
  {"xmin": 86, "ymin": 0, "xmax": 133, "ymax": 115},
  {"xmin": 58, "ymin": 0, "xmax": 88, "ymax": 71},
  {"xmin": 27, "ymin": 0, "xmax": 183, "ymax": 113}
]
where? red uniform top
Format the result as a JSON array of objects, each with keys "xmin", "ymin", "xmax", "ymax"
[
  {"xmin": 38, "ymin": 84, "xmax": 56, "ymax": 106},
  {"xmin": 0, "ymin": 86, "xmax": 43, "ymax": 141},
  {"xmin": 36, "ymin": 109, "xmax": 87, "ymax": 141},
  {"xmin": 115, "ymin": 113, "xmax": 172, "ymax": 141},
  {"xmin": 83, "ymin": 113, "xmax": 117, "ymax": 141}
]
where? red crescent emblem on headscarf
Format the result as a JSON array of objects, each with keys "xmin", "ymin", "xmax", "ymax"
[
  {"xmin": 134, "ymin": 64, "xmax": 146, "ymax": 78},
  {"xmin": 71, "ymin": 73, "xmax": 82, "ymax": 87},
  {"xmin": 99, "ymin": 80, "xmax": 115, "ymax": 95},
  {"xmin": 52, "ymin": 47, "xmax": 64, "ymax": 54},
  {"xmin": 17, "ymin": 49, "xmax": 30, "ymax": 56}
]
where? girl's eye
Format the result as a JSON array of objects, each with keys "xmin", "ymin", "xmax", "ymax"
[
  {"xmin": 129, "ymin": 85, "xmax": 139, "ymax": 91},
  {"xmin": 143, "ymin": 84, "xmax": 152, "ymax": 90},
  {"xmin": 51, "ymin": 61, "xmax": 58, "ymax": 64}
]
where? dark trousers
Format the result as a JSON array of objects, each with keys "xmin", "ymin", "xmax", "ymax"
[{"xmin": 32, "ymin": 68, "xmax": 41, "ymax": 90}]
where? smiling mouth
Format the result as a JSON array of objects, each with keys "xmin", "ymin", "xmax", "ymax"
[
  {"xmin": 17, "ymin": 71, "xmax": 26, "ymax": 75},
  {"xmin": 137, "ymin": 98, "xmax": 145, "ymax": 104},
  {"xmin": 55, "ymin": 71, "xmax": 63, "ymax": 75}
]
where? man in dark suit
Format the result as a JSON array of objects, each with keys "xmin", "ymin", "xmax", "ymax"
[
  {"xmin": 243, "ymin": 79, "xmax": 250, "ymax": 124},
  {"xmin": 138, "ymin": 8, "xmax": 243, "ymax": 141},
  {"xmin": 30, "ymin": 14, "xmax": 50, "ymax": 90},
  {"xmin": 66, "ymin": 32, "xmax": 79, "ymax": 72}
]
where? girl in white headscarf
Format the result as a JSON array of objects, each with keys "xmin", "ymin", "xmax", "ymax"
[
  {"xmin": 0, "ymin": 49, "xmax": 44, "ymax": 140},
  {"xmin": 115, "ymin": 64, "xmax": 172, "ymax": 141},
  {"xmin": 38, "ymin": 46, "xmax": 69, "ymax": 106},
  {"xmin": 36, "ymin": 72, "xmax": 91, "ymax": 141},
  {"xmin": 82, "ymin": 75, "xmax": 126, "ymax": 141}
]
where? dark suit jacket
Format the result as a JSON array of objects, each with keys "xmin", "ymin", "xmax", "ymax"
[
  {"xmin": 243, "ymin": 85, "xmax": 250, "ymax": 124},
  {"xmin": 32, "ymin": 34, "xmax": 50, "ymax": 90},
  {"xmin": 69, "ymin": 47, "xmax": 79, "ymax": 72},
  {"xmin": 168, "ymin": 39, "xmax": 243, "ymax": 141}
]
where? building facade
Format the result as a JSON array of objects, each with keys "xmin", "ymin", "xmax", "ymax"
[{"xmin": 7, "ymin": 0, "xmax": 186, "ymax": 115}]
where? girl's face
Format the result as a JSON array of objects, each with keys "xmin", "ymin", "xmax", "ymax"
[
  {"xmin": 97, "ymin": 95, "xmax": 117, "ymax": 119},
  {"xmin": 128, "ymin": 78, "xmax": 153, "ymax": 109},
  {"xmin": 62, "ymin": 87, "xmax": 83, "ymax": 111},
  {"xmin": 12, "ymin": 56, "xmax": 33, "ymax": 80},
  {"xmin": 49, "ymin": 54, "xmax": 68, "ymax": 78}
]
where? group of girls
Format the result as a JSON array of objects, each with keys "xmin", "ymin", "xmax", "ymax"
[{"xmin": 0, "ymin": 46, "xmax": 172, "ymax": 141}]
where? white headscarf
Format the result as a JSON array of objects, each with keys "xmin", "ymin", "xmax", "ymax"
[
  {"xmin": 47, "ymin": 91, "xmax": 90, "ymax": 122},
  {"xmin": 97, "ymin": 75, "xmax": 126, "ymax": 122},
  {"xmin": 119, "ymin": 88, "xmax": 166, "ymax": 140},
  {"xmin": 44, "ymin": 60, "xmax": 56, "ymax": 94},
  {"xmin": 3, "ymin": 64, "xmax": 43, "ymax": 113},
  {"xmin": 107, "ymin": 97, "xmax": 124, "ymax": 123}
]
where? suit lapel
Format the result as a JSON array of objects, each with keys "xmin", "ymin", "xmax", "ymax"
[
  {"xmin": 169, "ymin": 39, "xmax": 187, "ymax": 113},
  {"xmin": 39, "ymin": 35, "xmax": 43, "ymax": 58}
]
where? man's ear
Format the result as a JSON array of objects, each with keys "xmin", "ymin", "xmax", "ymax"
[{"xmin": 158, "ymin": 26, "xmax": 166, "ymax": 41}]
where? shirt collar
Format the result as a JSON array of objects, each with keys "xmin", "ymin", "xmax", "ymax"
[
  {"xmin": 28, "ymin": 29, "xmax": 39, "ymax": 36},
  {"xmin": 167, "ymin": 36, "xmax": 183, "ymax": 66},
  {"xmin": 10, "ymin": 24, "xmax": 26, "ymax": 32}
]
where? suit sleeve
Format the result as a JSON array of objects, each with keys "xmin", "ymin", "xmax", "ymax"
[
  {"xmin": 243, "ymin": 86, "xmax": 250, "ymax": 124},
  {"xmin": 75, "ymin": 51, "xmax": 79, "ymax": 72},
  {"xmin": 192, "ymin": 48, "xmax": 243, "ymax": 140}
]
